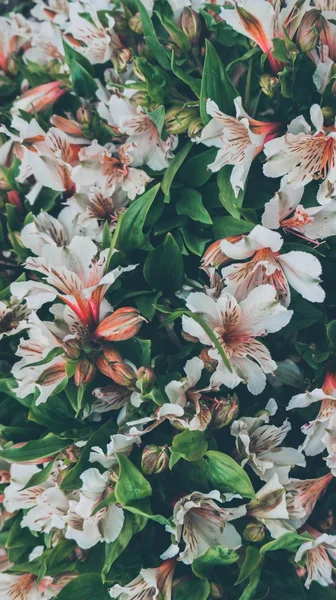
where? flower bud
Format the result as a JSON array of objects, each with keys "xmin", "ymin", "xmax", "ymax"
[
  {"xmin": 103, "ymin": 346, "xmax": 123, "ymax": 363},
  {"xmin": 243, "ymin": 520, "xmax": 265, "ymax": 542},
  {"xmin": 108, "ymin": 467, "xmax": 120, "ymax": 483},
  {"xmin": 129, "ymin": 91, "xmax": 150, "ymax": 108},
  {"xmin": 180, "ymin": 8, "xmax": 201, "ymax": 46},
  {"xmin": 165, "ymin": 106, "xmax": 199, "ymax": 134},
  {"xmin": 212, "ymin": 394, "xmax": 239, "ymax": 429},
  {"xmin": 0, "ymin": 470, "xmax": 10, "ymax": 484},
  {"xmin": 11, "ymin": 80, "xmax": 66, "ymax": 114},
  {"xmin": 322, "ymin": 106, "xmax": 335, "ymax": 124},
  {"xmin": 129, "ymin": 13, "xmax": 143, "ymax": 34},
  {"xmin": 296, "ymin": 9, "xmax": 324, "ymax": 52},
  {"xmin": 94, "ymin": 307, "xmax": 146, "ymax": 342},
  {"xmin": 74, "ymin": 359, "xmax": 97, "ymax": 386},
  {"xmin": 116, "ymin": 48, "xmax": 133, "ymax": 72},
  {"xmin": 63, "ymin": 339, "xmax": 82, "ymax": 359},
  {"xmin": 141, "ymin": 445, "xmax": 169, "ymax": 475},
  {"xmin": 137, "ymin": 366, "xmax": 156, "ymax": 394},
  {"xmin": 36, "ymin": 363, "xmax": 66, "ymax": 386},
  {"xmin": 188, "ymin": 117, "xmax": 203, "ymax": 138},
  {"xmin": 76, "ymin": 106, "xmax": 92, "ymax": 124},
  {"xmin": 7, "ymin": 190, "xmax": 23, "ymax": 211},
  {"xmin": 259, "ymin": 74, "xmax": 280, "ymax": 98},
  {"xmin": 100, "ymin": 360, "xmax": 137, "ymax": 387}
]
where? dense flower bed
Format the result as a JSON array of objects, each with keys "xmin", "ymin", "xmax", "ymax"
[{"xmin": 0, "ymin": 0, "xmax": 336, "ymax": 598}]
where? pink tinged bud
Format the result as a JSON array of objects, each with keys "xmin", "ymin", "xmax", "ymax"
[
  {"xmin": 103, "ymin": 347, "xmax": 123, "ymax": 363},
  {"xmin": 137, "ymin": 366, "xmax": 156, "ymax": 393},
  {"xmin": 296, "ymin": 9, "xmax": 324, "ymax": 52},
  {"xmin": 0, "ymin": 470, "xmax": 10, "ymax": 484},
  {"xmin": 212, "ymin": 394, "xmax": 239, "ymax": 429},
  {"xmin": 12, "ymin": 80, "xmax": 66, "ymax": 114},
  {"xmin": 74, "ymin": 359, "xmax": 97, "ymax": 386},
  {"xmin": 322, "ymin": 371, "xmax": 336, "ymax": 395},
  {"xmin": 180, "ymin": 7, "xmax": 201, "ymax": 46},
  {"xmin": 100, "ymin": 361, "xmax": 137, "ymax": 387},
  {"xmin": 199, "ymin": 348, "xmax": 218, "ymax": 373},
  {"xmin": 94, "ymin": 307, "xmax": 146, "ymax": 342},
  {"xmin": 7, "ymin": 191, "xmax": 23, "ymax": 211}
]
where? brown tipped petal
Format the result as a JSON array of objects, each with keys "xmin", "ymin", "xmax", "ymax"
[{"xmin": 94, "ymin": 307, "xmax": 146, "ymax": 342}]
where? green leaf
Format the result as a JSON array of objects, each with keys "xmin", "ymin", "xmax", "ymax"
[
  {"xmin": 57, "ymin": 574, "xmax": 110, "ymax": 600},
  {"xmin": 170, "ymin": 430, "xmax": 208, "ymax": 469},
  {"xmin": 115, "ymin": 454, "xmax": 152, "ymax": 506},
  {"xmin": 176, "ymin": 189, "xmax": 212, "ymax": 224},
  {"xmin": 147, "ymin": 105, "xmax": 165, "ymax": 136},
  {"xmin": 239, "ymin": 565, "xmax": 262, "ymax": 600},
  {"xmin": 161, "ymin": 141, "xmax": 193, "ymax": 201},
  {"xmin": 63, "ymin": 40, "xmax": 94, "ymax": 75},
  {"xmin": 174, "ymin": 579, "xmax": 210, "ymax": 600},
  {"xmin": 200, "ymin": 39, "xmax": 238, "ymax": 124},
  {"xmin": 213, "ymin": 216, "xmax": 253, "ymax": 239},
  {"xmin": 155, "ymin": 9, "xmax": 190, "ymax": 53},
  {"xmin": 178, "ymin": 149, "xmax": 217, "ymax": 188},
  {"xmin": 102, "ymin": 513, "xmax": 146, "ymax": 582},
  {"xmin": 70, "ymin": 59, "xmax": 98, "ymax": 98},
  {"xmin": 272, "ymin": 38, "xmax": 290, "ymax": 62},
  {"xmin": 260, "ymin": 532, "xmax": 312, "ymax": 556},
  {"xmin": 192, "ymin": 545, "xmax": 239, "ymax": 580},
  {"xmin": 217, "ymin": 166, "xmax": 246, "ymax": 219},
  {"xmin": 0, "ymin": 434, "xmax": 73, "ymax": 462},
  {"xmin": 118, "ymin": 184, "xmax": 160, "ymax": 253},
  {"xmin": 202, "ymin": 450, "xmax": 255, "ymax": 498},
  {"xmin": 171, "ymin": 53, "xmax": 201, "ymax": 98},
  {"xmin": 143, "ymin": 233, "xmax": 184, "ymax": 292},
  {"xmin": 235, "ymin": 546, "xmax": 261, "ymax": 585},
  {"xmin": 135, "ymin": 291, "xmax": 162, "ymax": 321},
  {"xmin": 181, "ymin": 228, "xmax": 210, "ymax": 257},
  {"xmin": 101, "ymin": 221, "xmax": 112, "ymax": 250},
  {"xmin": 135, "ymin": 0, "xmax": 171, "ymax": 69},
  {"xmin": 27, "ymin": 347, "xmax": 65, "ymax": 368},
  {"xmin": 22, "ymin": 458, "xmax": 56, "ymax": 490}
]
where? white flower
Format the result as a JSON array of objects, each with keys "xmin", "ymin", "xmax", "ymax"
[
  {"xmin": 197, "ymin": 98, "xmax": 280, "ymax": 197},
  {"xmin": 262, "ymin": 180, "xmax": 336, "ymax": 241},
  {"xmin": 231, "ymin": 400, "xmax": 305, "ymax": 483},
  {"xmin": 109, "ymin": 559, "xmax": 176, "ymax": 600},
  {"xmin": 247, "ymin": 474, "xmax": 291, "ymax": 539},
  {"xmin": 182, "ymin": 284, "xmax": 292, "ymax": 395},
  {"xmin": 20, "ymin": 211, "xmax": 74, "ymax": 256},
  {"xmin": 0, "ymin": 297, "xmax": 29, "ymax": 340},
  {"xmin": 23, "ymin": 21, "xmax": 65, "ymax": 68},
  {"xmin": 4, "ymin": 462, "xmax": 69, "ymax": 533},
  {"xmin": 72, "ymin": 141, "xmax": 153, "ymax": 200},
  {"xmin": 287, "ymin": 386, "xmax": 336, "ymax": 456},
  {"xmin": 89, "ymin": 433, "xmax": 139, "ymax": 469},
  {"xmin": 220, "ymin": 225, "xmax": 325, "ymax": 305},
  {"xmin": 295, "ymin": 526, "xmax": 336, "ymax": 588},
  {"xmin": 65, "ymin": 468, "xmax": 124, "ymax": 549},
  {"xmin": 220, "ymin": 0, "xmax": 310, "ymax": 73},
  {"xmin": 165, "ymin": 356, "xmax": 215, "ymax": 431},
  {"xmin": 0, "ymin": 13, "xmax": 32, "ymax": 74},
  {"xmin": 285, "ymin": 473, "xmax": 333, "ymax": 530},
  {"xmin": 0, "ymin": 573, "xmax": 59, "ymax": 600},
  {"xmin": 100, "ymin": 95, "xmax": 178, "ymax": 171},
  {"xmin": 65, "ymin": 4, "xmax": 121, "ymax": 64},
  {"xmin": 263, "ymin": 105, "xmax": 336, "ymax": 205},
  {"xmin": 11, "ymin": 312, "xmax": 67, "ymax": 406},
  {"xmin": 162, "ymin": 490, "xmax": 245, "ymax": 564}
]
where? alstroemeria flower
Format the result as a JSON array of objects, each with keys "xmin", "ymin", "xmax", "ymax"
[
  {"xmin": 231, "ymin": 399, "xmax": 305, "ymax": 483},
  {"xmin": 109, "ymin": 559, "xmax": 176, "ymax": 600},
  {"xmin": 89, "ymin": 433, "xmax": 139, "ymax": 469},
  {"xmin": 0, "ymin": 573, "xmax": 66, "ymax": 600},
  {"xmin": 264, "ymin": 104, "xmax": 336, "ymax": 205},
  {"xmin": 23, "ymin": 20, "xmax": 65, "ymax": 69},
  {"xmin": 65, "ymin": 468, "xmax": 124, "ymax": 549},
  {"xmin": 0, "ymin": 13, "xmax": 32, "ymax": 74},
  {"xmin": 20, "ymin": 211, "xmax": 75, "ymax": 256},
  {"xmin": 323, "ymin": 414, "xmax": 336, "ymax": 476},
  {"xmin": 262, "ymin": 180, "xmax": 336, "ymax": 241},
  {"xmin": 165, "ymin": 356, "xmax": 217, "ymax": 431},
  {"xmin": 0, "ymin": 297, "xmax": 29, "ymax": 340},
  {"xmin": 220, "ymin": 0, "xmax": 310, "ymax": 73},
  {"xmin": 182, "ymin": 284, "xmax": 292, "ymax": 395},
  {"xmin": 246, "ymin": 474, "xmax": 291, "ymax": 539},
  {"xmin": 99, "ymin": 95, "xmax": 178, "ymax": 171},
  {"xmin": 65, "ymin": 4, "xmax": 122, "ymax": 64},
  {"xmin": 220, "ymin": 225, "xmax": 325, "ymax": 305},
  {"xmin": 286, "ymin": 473, "xmax": 334, "ymax": 530},
  {"xmin": 72, "ymin": 141, "xmax": 152, "ymax": 200},
  {"xmin": 287, "ymin": 378, "xmax": 336, "ymax": 456},
  {"xmin": 11, "ymin": 236, "xmax": 136, "ymax": 327},
  {"xmin": 197, "ymin": 98, "xmax": 281, "ymax": 197},
  {"xmin": 4, "ymin": 462, "xmax": 69, "ymax": 533},
  {"xmin": 11, "ymin": 312, "xmax": 67, "ymax": 406},
  {"xmin": 30, "ymin": 0, "xmax": 70, "ymax": 25},
  {"xmin": 162, "ymin": 491, "xmax": 245, "ymax": 564},
  {"xmin": 295, "ymin": 526, "xmax": 336, "ymax": 588}
]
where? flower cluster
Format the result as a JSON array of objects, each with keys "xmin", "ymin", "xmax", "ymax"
[{"xmin": 0, "ymin": 0, "xmax": 336, "ymax": 598}]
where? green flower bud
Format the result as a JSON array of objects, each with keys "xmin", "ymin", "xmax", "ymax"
[
  {"xmin": 259, "ymin": 74, "xmax": 280, "ymax": 98},
  {"xmin": 296, "ymin": 9, "xmax": 324, "ymax": 52},
  {"xmin": 165, "ymin": 105, "xmax": 199, "ymax": 134},
  {"xmin": 243, "ymin": 520, "xmax": 266, "ymax": 542},
  {"xmin": 129, "ymin": 13, "xmax": 143, "ymax": 34},
  {"xmin": 180, "ymin": 8, "xmax": 201, "ymax": 47},
  {"xmin": 141, "ymin": 445, "xmax": 169, "ymax": 475}
]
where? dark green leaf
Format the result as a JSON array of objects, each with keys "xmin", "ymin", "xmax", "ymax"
[
  {"xmin": 57, "ymin": 574, "xmax": 110, "ymax": 600},
  {"xmin": 192, "ymin": 545, "xmax": 239, "ymax": 579},
  {"xmin": 174, "ymin": 579, "xmax": 210, "ymax": 600},
  {"xmin": 115, "ymin": 454, "xmax": 152, "ymax": 506},
  {"xmin": 0, "ymin": 434, "xmax": 73, "ymax": 462},
  {"xmin": 202, "ymin": 451, "xmax": 255, "ymax": 498},
  {"xmin": 118, "ymin": 184, "xmax": 160, "ymax": 253},
  {"xmin": 176, "ymin": 189, "xmax": 212, "ymax": 224},
  {"xmin": 200, "ymin": 40, "xmax": 238, "ymax": 124},
  {"xmin": 143, "ymin": 233, "xmax": 184, "ymax": 292},
  {"xmin": 217, "ymin": 165, "xmax": 245, "ymax": 219},
  {"xmin": 161, "ymin": 141, "xmax": 193, "ymax": 200}
]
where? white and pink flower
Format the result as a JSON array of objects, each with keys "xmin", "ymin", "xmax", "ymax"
[
  {"xmin": 109, "ymin": 559, "xmax": 176, "ymax": 600},
  {"xmin": 295, "ymin": 525, "xmax": 336, "ymax": 588}
]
